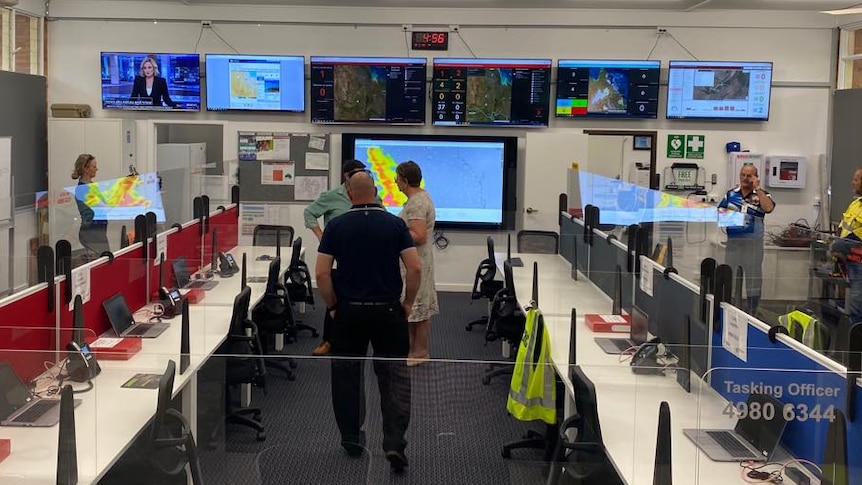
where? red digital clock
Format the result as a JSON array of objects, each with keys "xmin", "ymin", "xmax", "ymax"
[{"xmin": 411, "ymin": 31, "xmax": 449, "ymax": 51}]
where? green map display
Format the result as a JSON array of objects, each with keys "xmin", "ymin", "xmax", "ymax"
[
  {"xmin": 333, "ymin": 65, "xmax": 386, "ymax": 120},
  {"xmin": 588, "ymin": 68, "xmax": 627, "ymax": 114},
  {"xmin": 467, "ymin": 68, "xmax": 512, "ymax": 122}
]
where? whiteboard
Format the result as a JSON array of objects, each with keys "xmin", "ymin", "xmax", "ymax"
[{"xmin": 0, "ymin": 137, "xmax": 10, "ymax": 222}]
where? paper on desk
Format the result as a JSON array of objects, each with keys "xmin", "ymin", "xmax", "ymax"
[
  {"xmin": 68, "ymin": 265, "xmax": 91, "ymax": 310},
  {"xmin": 722, "ymin": 306, "xmax": 748, "ymax": 362},
  {"xmin": 639, "ymin": 256, "xmax": 654, "ymax": 297},
  {"xmin": 153, "ymin": 234, "xmax": 168, "ymax": 267},
  {"xmin": 294, "ymin": 176, "xmax": 328, "ymax": 201},
  {"xmin": 91, "ymin": 337, "xmax": 122, "ymax": 348},
  {"xmin": 305, "ymin": 152, "xmax": 330, "ymax": 170},
  {"xmin": 308, "ymin": 136, "xmax": 326, "ymax": 151}
]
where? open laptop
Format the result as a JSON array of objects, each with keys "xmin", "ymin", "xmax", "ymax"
[
  {"xmin": 0, "ymin": 362, "xmax": 81, "ymax": 427},
  {"xmin": 173, "ymin": 256, "xmax": 219, "ymax": 291},
  {"xmin": 103, "ymin": 293, "xmax": 169, "ymax": 338},
  {"xmin": 595, "ymin": 305, "xmax": 649, "ymax": 354},
  {"xmin": 683, "ymin": 393, "xmax": 788, "ymax": 462}
]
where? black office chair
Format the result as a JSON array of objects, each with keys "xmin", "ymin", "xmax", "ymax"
[
  {"xmin": 251, "ymin": 256, "xmax": 298, "ymax": 381},
  {"xmin": 466, "ymin": 236, "xmax": 505, "ymax": 331},
  {"xmin": 284, "ymin": 237, "xmax": 319, "ymax": 337},
  {"xmin": 546, "ymin": 366, "xmax": 625, "ymax": 485},
  {"xmin": 213, "ymin": 287, "xmax": 267, "ymax": 443},
  {"xmin": 253, "ymin": 224, "xmax": 294, "ymax": 251},
  {"xmin": 148, "ymin": 360, "xmax": 205, "ymax": 485},
  {"xmin": 517, "ymin": 230, "xmax": 560, "ymax": 254},
  {"xmin": 483, "ymin": 260, "xmax": 526, "ymax": 385}
]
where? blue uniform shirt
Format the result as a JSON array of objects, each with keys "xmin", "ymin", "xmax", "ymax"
[
  {"xmin": 318, "ymin": 203, "xmax": 415, "ymax": 302},
  {"xmin": 718, "ymin": 186, "xmax": 774, "ymax": 238}
]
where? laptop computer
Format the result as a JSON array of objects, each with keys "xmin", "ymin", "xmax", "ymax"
[
  {"xmin": 103, "ymin": 293, "xmax": 169, "ymax": 338},
  {"xmin": 172, "ymin": 256, "xmax": 219, "ymax": 291},
  {"xmin": 0, "ymin": 362, "xmax": 81, "ymax": 427},
  {"xmin": 683, "ymin": 393, "xmax": 788, "ymax": 462},
  {"xmin": 595, "ymin": 305, "xmax": 649, "ymax": 354}
]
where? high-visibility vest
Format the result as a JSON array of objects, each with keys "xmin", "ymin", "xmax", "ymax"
[
  {"xmin": 840, "ymin": 197, "xmax": 862, "ymax": 263},
  {"xmin": 777, "ymin": 310, "xmax": 826, "ymax": 351},
  {"xmin": 507, "ymin": 307, "xmax": 556, "ymax": 425}
]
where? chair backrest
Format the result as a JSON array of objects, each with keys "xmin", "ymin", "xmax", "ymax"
[
  {"xmin": 253, "ymin": 224, "xmax": 294, "ymax": 249},
  {"xmin": 229, "ymin": 287, "xmax": 253, "ymax": 335},
  {"xmin": 486, "ymin": 236, "xmax": 495, "ymax": 262},
  {"xmin": 264, "ymin": 257, "xmax": 282, "ymax": 295},
  {"xmin": 504, "ymin": 260, "xmax": 516, "ymax": 301},
  {"xmin": 150, "ymin": 360, "xmax": 176, "ymax": 444},
  {"xmin": 517, "ymin": 230, "xmax": 559, "ymax": 254},
  {"xmin": 570, "ymin": 365, "xmax": 603, "ymax": 445},
  {"xmin": 289, "ymin": 237, "xmax": 303, "ymax": 269}
]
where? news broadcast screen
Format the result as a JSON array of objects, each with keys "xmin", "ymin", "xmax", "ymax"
[
  {"xmin": 101, "ymin": 52, "xmax": 201, "ymax": 111},
  {"xmin": 206, "ymin": 54, "xmax": 305, "ymax": 112}
]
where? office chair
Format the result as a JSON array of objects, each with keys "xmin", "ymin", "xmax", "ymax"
[
  {"xmin": 252, "ymin": 224, "xmax": 294, "ymax": 250},
  {"xmin": 546, "ymin": 366, "xmax": 625, "ymax": 485},
  {"xmin": 148, "ymin": 360, "xmax": 205, "ymax": 485},
  {"xmin": 251, "ymin": 256, "xmax": 298, "ymax": 381},
  {"xmin": 517, "ymin": 230, "xmax": 560, "ymax": 254},
  {"xmin": 213, "ymin": 287, "xmax": 267, "ymax": 444},
  {"xmin": 466, "ymin": 236, "xmax": 505, "ymax": 331},
  {"xmin": 284, "ymin": 237, "xmax": 319, "ymax": 337},
  {"xmin": 483, "ymin": 260, "xmax": 526, "ymax": 385}
]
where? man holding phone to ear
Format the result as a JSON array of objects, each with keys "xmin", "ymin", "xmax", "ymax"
[{"xmin": 718, "ymin": 164, "xmax": 776, "ymax": 312}]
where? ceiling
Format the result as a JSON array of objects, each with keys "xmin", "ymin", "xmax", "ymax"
[{"xmin": 156, "ymin": 0, "xmax": 861, "ymax": 10}]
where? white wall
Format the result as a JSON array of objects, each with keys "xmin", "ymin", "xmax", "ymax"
[{"xmin": 44, "ymin": 1, "xmax": 838, "ymax": 289}]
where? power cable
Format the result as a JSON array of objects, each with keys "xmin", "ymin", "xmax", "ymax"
[
  {"xmin": 455, "ymin": 30, "xmax": 478, "ymax": 58},
  {"xmin": 210, "ymin": 26, "xmax": 240, "ymax": 54}
]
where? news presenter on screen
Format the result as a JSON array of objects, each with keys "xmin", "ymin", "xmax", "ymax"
[
  {"xmin": 128, "ymin": 56, "xmax": 177, "ymax": 108},
  {"xmin": 718, "ymin": 164, "xmax": 775, "ymax": 312},
  {"xmin": 303, "ymin": 159, "xmax": 373, "ymax": 356},
  {"xmin": 831, "ymin": 167, "xmax": 862, "ymax": 326},
  {"xmin": 71, "ymin": 154, "xmax": 110, "ymax": 256}
]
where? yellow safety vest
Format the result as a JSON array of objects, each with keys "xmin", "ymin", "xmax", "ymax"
[
  {"xmin": 840, "ymin": 197, "xmax": 862, "ymax": 241},
  {"xmin": 777, "ymin": 310, "xmax": 826, "ymax": 351},
  {"xmin": 507, "ymin": 307, "xmax": 556, "ymax": 425}
]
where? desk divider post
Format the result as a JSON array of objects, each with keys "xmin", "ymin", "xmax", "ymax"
[
  {"xmin": 56, "ymin": 385, "xmax": 78, "ymax": 485},
  {"xmin": 653, "ymin": 401, "xmax": 672, "ymax": 485},
  {"xmin": 699, "ymin": 258, "xmax": 716, "ymax": 322},
  {"xmin": 712, "ymin": 264, "xmax": 733, "ymax": 333},
  {"xmin": 241, "ymin": 252, "xmax": 247, "ymax": 289},
  {"xmin": 55, "ymin": 240, "xmax": 72, "ymax": 305},
  {"xmin": 37, "ymin": 245, "xmax": 55, "ymax": 313}
]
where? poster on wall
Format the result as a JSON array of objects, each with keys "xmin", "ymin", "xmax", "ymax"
[
  {"xmin": 294, "ymin": 176, "xmax": 328, "ymax": 201},
  {"xmin": 261, "ymin": 161, "xmax": 295, "ymax": 185}
]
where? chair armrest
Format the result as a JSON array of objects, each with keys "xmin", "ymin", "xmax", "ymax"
[{"xmin": 558, "ymin": 413, "xmax": 584, "ymax": 440}]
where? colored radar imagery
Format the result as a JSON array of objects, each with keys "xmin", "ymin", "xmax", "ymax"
[
  {"xmin": 467, "ymin": 68, "xmax": 513, "ymax": 122},
  {"xmin": 366, "ymin": 147, "xmax": 423, "ymax": 208},
  {"xmin": 334, "ymin": 65, "xmax": 387, "ymax": 121},
  {"xmin": 69, "ymin": 172, "xmax": 166, "ymax": 222}
]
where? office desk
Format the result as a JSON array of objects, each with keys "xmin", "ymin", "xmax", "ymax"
[
  {"xmin": 0, "ymin": 244, "xmax": 296, "ymax": 484},
  {"xmin": 497, "ymin": 252, "xmax": 749, "ymax": 485}
]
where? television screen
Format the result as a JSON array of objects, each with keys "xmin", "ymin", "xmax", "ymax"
[
  {"xmin": 556, "ymin": 60, "xmax": 660, "ymax": 118},
  {"xmin": 310, "ymin": 56, "xmax": 426, "ymax": 124},
  {"xmin": 666, "ymin": 60, "xmax": 772, "ymax": 120},
  {"xmin": 431, "ymin": 58, "xmax": 551, "ymax": 127},
  {"xmin": 101, "ymin": 52, "xmax": 201, "ymax": 111},
  {"xmin": 342, "ymin": 133, "xmax": 517, "ymax": 230},
  {"xmin": 206, "ymin": 54, "xmax": 305, "ymax": 112},
  {"xmin": 65, "ymin": 172, "xmax": 166, "ymax": 222}
]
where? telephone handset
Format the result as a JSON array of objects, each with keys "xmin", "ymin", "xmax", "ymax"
[
  {"xmin": 159, "ymin": 286, "xmax": 183, "ymax": 319},
  {"xmin": 219, "ymin": 252, "xmax": 240, "ymax": 277},
  {"xmin": 66, "ymin": 341, "xmax": 101, "ymax": 382}
]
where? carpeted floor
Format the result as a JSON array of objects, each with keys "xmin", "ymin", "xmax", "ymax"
[{"xmin": 196, "ymin": 291, "xmax": 552, "ymax": 485}]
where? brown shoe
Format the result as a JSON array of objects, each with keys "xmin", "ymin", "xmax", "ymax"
[{"xmin": 312, "ymin": 341, "xmax": 331, "ymax": 356}]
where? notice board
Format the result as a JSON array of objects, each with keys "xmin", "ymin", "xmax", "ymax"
[{"xmin": 237, "ymin": 132, "xmax": 331, "ymax": 203}]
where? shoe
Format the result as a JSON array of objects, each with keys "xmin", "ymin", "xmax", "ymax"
[
  {"xmin": 341, "ymin": 442, "xmax": 364, "ymax": 458},
  {"xmin": 406, "ymin": 353, "xmax": 430, "ymax": 367},
  {"xmin": 385, "ymin": 450, "xmax": 408, "ymax": 472},
  {"xmin": 312, "ymin": 340, "xmax": 331, "ymax": 356}
]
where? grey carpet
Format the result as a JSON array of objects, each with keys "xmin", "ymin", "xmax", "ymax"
[{"xmin": 197, "ymin": 291, "xmax": 551, "ymax": 485}]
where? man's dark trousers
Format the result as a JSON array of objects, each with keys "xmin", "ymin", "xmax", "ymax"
[{"xmin": 330, "ymin": 302, "xmax": 411, "ymax": 453}]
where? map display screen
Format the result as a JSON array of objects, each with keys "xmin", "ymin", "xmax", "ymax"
[
  {"xmin": 206, "ymin": 54, "xmax": 305, "ymax": 112},
  {"xmin": 432, "ymin": 58, "xmax": 551, "ymax": 127},
  {"xmin": 310, "ymin": 57, "xmax": 426, "ymax": 124},
  {"xmin": 666, "ymin": 61, "xmax": 772, "ymax": 120},
  {"xmin": 342, "ymin": 133, "xmax": 517, "ymax": 229},
  {"xmin": 556, "ymin": 60, "xmax": 660, "ymax": 118},
  {"xmin": 65, "ymin": 172, "xmax": 166, "ymax": 222}
]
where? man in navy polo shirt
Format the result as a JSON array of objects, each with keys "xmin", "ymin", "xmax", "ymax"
[{"xmin": 315, "ymin": 171, "xmax": 421, "ymax": 472}]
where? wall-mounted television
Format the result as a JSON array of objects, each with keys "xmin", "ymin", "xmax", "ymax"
[
  {"xmin": 556, "ymin": 60, "xmax": 660, "ymax": 119},
  {"xmin": 310, "ymin": 56, "xmax": 426, "ymax": 124},
  {"xmin": 100, "ymin": 52, "xmax": 201, "ymax": 111},
  {"xmin": 431, "ymin": 58, "xmax": 551, "ymax": 127},
  {"xmin": 342, "ymin": 133, "xmax": 517, "ymax": 230},
  {"xmin": 666, "ymin": 60, "xmax": 772, "ymax": 121},
  {"xmin": 205, "ymin": 54, "xmax": 305, "ymax": 112}
]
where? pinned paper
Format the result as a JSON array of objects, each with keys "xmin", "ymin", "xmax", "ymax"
[
  {"xmin": 295, "ymin": 176, "xmax": 328, "ymax": 201},
  {"xmin": 68, "ymin": 265, "xmax": 91, "ymax": 311},
  {"xmin": 639, "ymin": 256, "xmax": 654, "ymax": 297},
  {"xmin": 722, "ymin": 306, "xmax": 748, "ymax": 362},
  {"xmin": 261, "ymin": 161, "xmax": 295, "ymax": 185},
  {"xmin": 305, "ymin": 152, "xmax": 330, "ymax": 170},
  {"xmin": 153, "ymin": 234, "xmax": 168, "ymax": 267},
  {"xmin": 309, "ymin": 136, "xmax": 326, "ymax": 151}
]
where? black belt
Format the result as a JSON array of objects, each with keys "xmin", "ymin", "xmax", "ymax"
[{"xmin": 343, "ymin": 301, "xmax": 397, "ymax": 307}]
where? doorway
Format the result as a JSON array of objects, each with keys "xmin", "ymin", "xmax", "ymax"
[{"xmin": 584, "ymin": 130, "xmax": 658, "ymax": 189}]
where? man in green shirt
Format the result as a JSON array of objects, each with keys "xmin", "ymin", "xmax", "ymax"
[{"xmin": 304, "ymin": 159, "xmax": 368, "ymax": 355}]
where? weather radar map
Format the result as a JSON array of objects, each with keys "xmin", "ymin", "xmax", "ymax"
[
  {"xmin": 467, "ymin": 68, "xmax": 513, "ymax": 122},
  {"xmin": 334, "ymin": 65, "xmax": 387, "ymax": 120},
  {"xmin": 355, "ymin": 138, "xmax": 505, "ymax": 224},
  {"xmin": 588, "ymin": 68, "xmax": 628, "ymax": 114},
  {"xmin": 67, "ymin": 172, "xmax": 166, "ymax": 221}
]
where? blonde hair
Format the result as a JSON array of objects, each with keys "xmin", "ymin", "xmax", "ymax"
[
  {"xmin": 71, "ymin": 154, "xmax": 95, "ymax": 180},
  {"xmin": 139, "ymin": 56, "xmax": 160, "ymax": 77}
]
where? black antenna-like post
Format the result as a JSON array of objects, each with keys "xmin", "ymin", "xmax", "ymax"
[
  {"xmin": 653, "ymin": 402, "xmax": 672, "ymax": 485},
  {"xmin": 56, "ymin": 385, "xmax": 78, "ymax": 485},
  {"xmin": 180, "ymin": 300, "xmax": 190, "ymax": 374},
  {"xmin": 241, "ymin": 252, "xmax": 247, "ymax": 289},
  {"xmin": 276, "ymin": 227, "xmax": 282, "ymax": 260},
  {"xmin": 531, "ymin": 261, "xmax": 539, "ymax": 308}
]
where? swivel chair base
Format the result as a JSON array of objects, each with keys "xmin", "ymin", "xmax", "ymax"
[
  {"xmin": 501, "ymin": 427, "xmax": 555, "ymax": 460},
  {"xmin": 482, "ymin": 363, "xmax": 513, "ymax": 385},
  {"xmin": 265, "ymin": 358, "xmax": 296, "ymax": 381},
  {"xmin": 293, "ymin": 323, "xmax": 319, "ymax": 338},
  {"xmin": 466, "ymin": 315, "xmax": 489, "ymax": 332}
]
